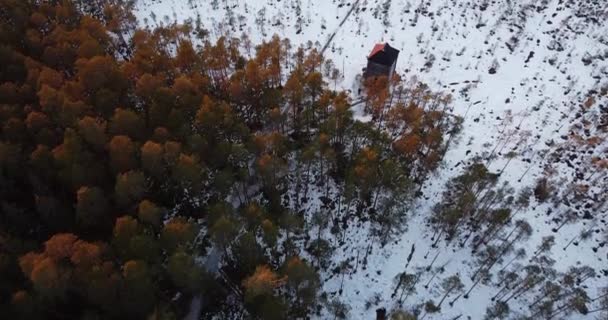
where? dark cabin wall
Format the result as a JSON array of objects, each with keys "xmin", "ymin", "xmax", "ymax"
[{"xmin": 366, "ymin": 61, "xmax": 391, "ymax": 78}]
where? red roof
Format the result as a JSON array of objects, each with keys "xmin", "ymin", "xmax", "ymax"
[{"xmin": 369, "ymin": 43, "xmax": 385, "ymax": 58}]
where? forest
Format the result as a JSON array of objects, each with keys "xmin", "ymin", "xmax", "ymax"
[{"xmin": 1, "ymin": 0, "xmax": 607, "ymax": 320}]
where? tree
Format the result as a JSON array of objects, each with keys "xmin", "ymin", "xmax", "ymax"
[
  {"xmin": 534, "ymin": 177, "xmax": 551, "ymax": 202},
  {"xmin": 76, "ymin": 55, "xmax": 124, "ymax": 93},
  {"xmin": 167, "ymin": 251, "xmax": 203, "ymax": 292},
  {"xmin": 108, "ymin": 135, "xmax": 136, "ymax": 173},
  {"xmin": 135, "ymin": 73, "xmax": 162, "ymax": 126},
  {"xmin": 242, "ymin": 265, "xmax": 287, "ymax": 320},
  {"xmin": 209, "ymin": 215, "xmax": 238, "ymax": 254},
  {"xmin": 283, "ymin": 67, "xmax": 305, "ymax": 132},
  {"xmin": 531, "ymin": 236, "xmax": 555, "ymax": 261},
  {"xmin": 390, "ymin": 309, "xmax": 416, "ymax": 320},
  {"xmin": 393, "ymin": 272, "xmax": 418, "ymax": 304},
  {"xmin": 76, "ymin": 186, "xmax": 110, "ymax": 230},
  {"xmin": 309, "ymin": 210, "xmax": 332, "ymax": 268},
  {"xmin": 112, "ymin": 215, "xmax": 140, "ymax": 258},
  {"xmin": 363, "ymin": 75, "xmax": 389, "ymax": 120},
  {"xmin": 53, "ymin": 128, "xmax": 105, "ymax": 189},
  {"xmin": 0, "ymin": 2, "xmax": 470, "ymax": 318},
  {"xmin": 26, "ymin": 111, "xmax": 52, "ymax": 145},
  {"xmin": 587, "ymin": 287, "xmax": 608, "ymax": 315},
  {"xmin": 431, "ymin": 161, "xmax": 501, "ymax": 245},
  {"xmin": 20, "ymin": 254, "xmax": 68, "ymax": 300},
  {"xmin": 284, "ymin": 257, "xmax": 320, "ymax": 315},
  {"xmin": 437, "ymin": 275, "xmax": 464, "ymax": 308},
  {"xmin": 352, "ymin": 146, "xmax": 381, "ymax": 204},
  {"xmin": 38, "ymin": 85, "xmax": 65, "ymax": 115},
  {"xmin": 121, "ymin": 260, "xmax": 156, "ymax": 317},
  {"xmin": 115, "ymin": 170, "xmax": 146, "ymax": 207},
  {"xmin": 78, "ymin": 116, "xmax": 107, "ymax": 150},
  {"xmin": 171, "ymin": 153, "xmax": 204, "ymax": 191},
  {"xmin": 485, "ymin": 301, "xmax": 509, "ymax": 319},
  {"xmin": 261, "ymin": 219, "xmax": 279, "ymax": 248},
  {"xmin": 18, "ymin": 233, "xmax": 119, "ymax": 313},
  {"xmin": 233, "ymin": 231, "xmax": 265, "ymax": 275},
  {"xmin": 141, "ymin": 140, "xmax": 164, "ymax": 177},
  {"xmin": 109, "ymin": 108, "xmax": 144, "ymax": 140},
  {"xmin": 326, "ymin": 298, "xmax": 350, "ymax": 320},
  {"xmin": 137, "ymin": 199, "xmax": 164, "ymax": 228},
  {"xmin": 307, "ymin": 238, "xmax": 332, "ymax": 269},
  {"xmin": 161, "ymin": 217, "xmax": 196, "ymax": 253},
  {"xmin": 243, "ymin": 265, "xmax": 281, "ymax": 299}
]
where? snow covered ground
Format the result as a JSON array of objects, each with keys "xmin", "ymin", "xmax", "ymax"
[{"xmin": 134, "ymin": 0, "xmax": 608, "ymax": 318}]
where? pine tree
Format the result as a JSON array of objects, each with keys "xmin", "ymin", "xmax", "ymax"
[
  {"xmin": 167, "ymin": 251, "xmax": 203, "ymax": 293},
  {"xmin": 76, "ymin": 186, "xmax": 110, "ymax": 230},
  {"xmin": 115, "ymin": 170, "xmax": 146, "ymax": 207},
  {"xmin": 137, "ymin": 200, "xmax": 164, "ymax": 228},
  {"xmin": 284, "ymin": 257, "xmax": 320, "ymax": 315},
  {"xmin": 484, "ymin": 301, "xmax": 509, "ymax": 319},
  {"xmin": 242, "ymin": 265, "xmax": 288, "ymax": 320},
  {"xmin": 108, "ymin": 135, "xmax": 136, "ymax": 173},
  {"xmin": 437, "ymin": 275, "xmax": 464, "ymax": 309}
]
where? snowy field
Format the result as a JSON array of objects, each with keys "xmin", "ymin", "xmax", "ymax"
[{"xmin": 134, "ymin": 0, "xmax": 608, "ymax": 319}]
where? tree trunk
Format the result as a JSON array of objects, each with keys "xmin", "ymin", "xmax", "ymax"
[
  {"xmin": 547, "ymin": 301, "xmax": 574, "ymax": 319},
  {"xmin": 425, "ymin": 268, "xmax": 440, "ymax": 289},
  {"xmin": 426, "ymin": 251, "xmax": 440, "ymax": 271},
  {"xmin": 584, "ymin": 307, "xmax": 608, "ymax": 314},
  {"xmin": 460, "ymin": 228, "xmax": 476, "ymax": 248},
  {"xmin": 372, "ymin": 187, "xmax": 380, "ymax": 210},
  {"xmin": 464, "ymin": 275, "xmax": 483, "ymax": 299},
  {"xmin": 498, "ymin": 253, "xmax": 520, "ymax": 274},
  {"xmin": 339, "ymin": 270, "xmax": 346, "ymax": 294},
  {"xmin": 503, "ymin": 277, "xmax": 543, "ymax": 303},
  {"xmin": 432, "ymin": 230, "xmax": 445, "ymax": 248},
  {"xmin": 472, "ymin": 233, "xmax": 518, "ymax": 281},
  {"xmin": 487, "ymin": 135, "xmax": 511, "ymax": 164},
  {"xmin": 449, "ymin": 293, "xmax": 462, "ymax": 306},
  {"xmin": 491, "ymin": 284, "xmax": 509, "ymax": 301},
  {"xmin": 316, "ymin": 223, "xmax": 322, "ymax": 268},
  {"xmin": 591, "ymin": 291, "xmax": 608, "ymax": 303},
  {"xmin": 437, "ymin": 288, "xmax": 454, "ymax": 308},
  {"xmin": 294, "ymin": 157, "xmax": 302, "ymax": 211},
  {"xmin": 303, "ymin": 159, "xmax": 313, "ymax": 200}
]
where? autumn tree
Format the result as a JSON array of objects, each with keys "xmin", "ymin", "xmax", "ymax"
[
  {"xmin": 108, "ymin": 135, "xmax": 136, "ymax": 173},
  {"xmin": 284, "ymin": 257, "xmax": 320, "ymax": 316},
  {"xmin": 242, "ymin": 265, "xmax": 287, "ymax": 320},
  {"xmin": 76, "ymin": 186, "xmax": 110, "ymax": 230}
]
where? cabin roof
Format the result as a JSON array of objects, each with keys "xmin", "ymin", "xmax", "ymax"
[
  {"xmin": 367, "ymin": 43, "xmax": 400, "ymax": 66},
  {"xmin": 369, "ymin": 43, "xmax": 385, "ymax": 59}
]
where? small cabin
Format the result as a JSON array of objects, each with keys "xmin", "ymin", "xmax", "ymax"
[{"xmin": 364, "ymin": 43, "xmax": 400, "ymax": 79}]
